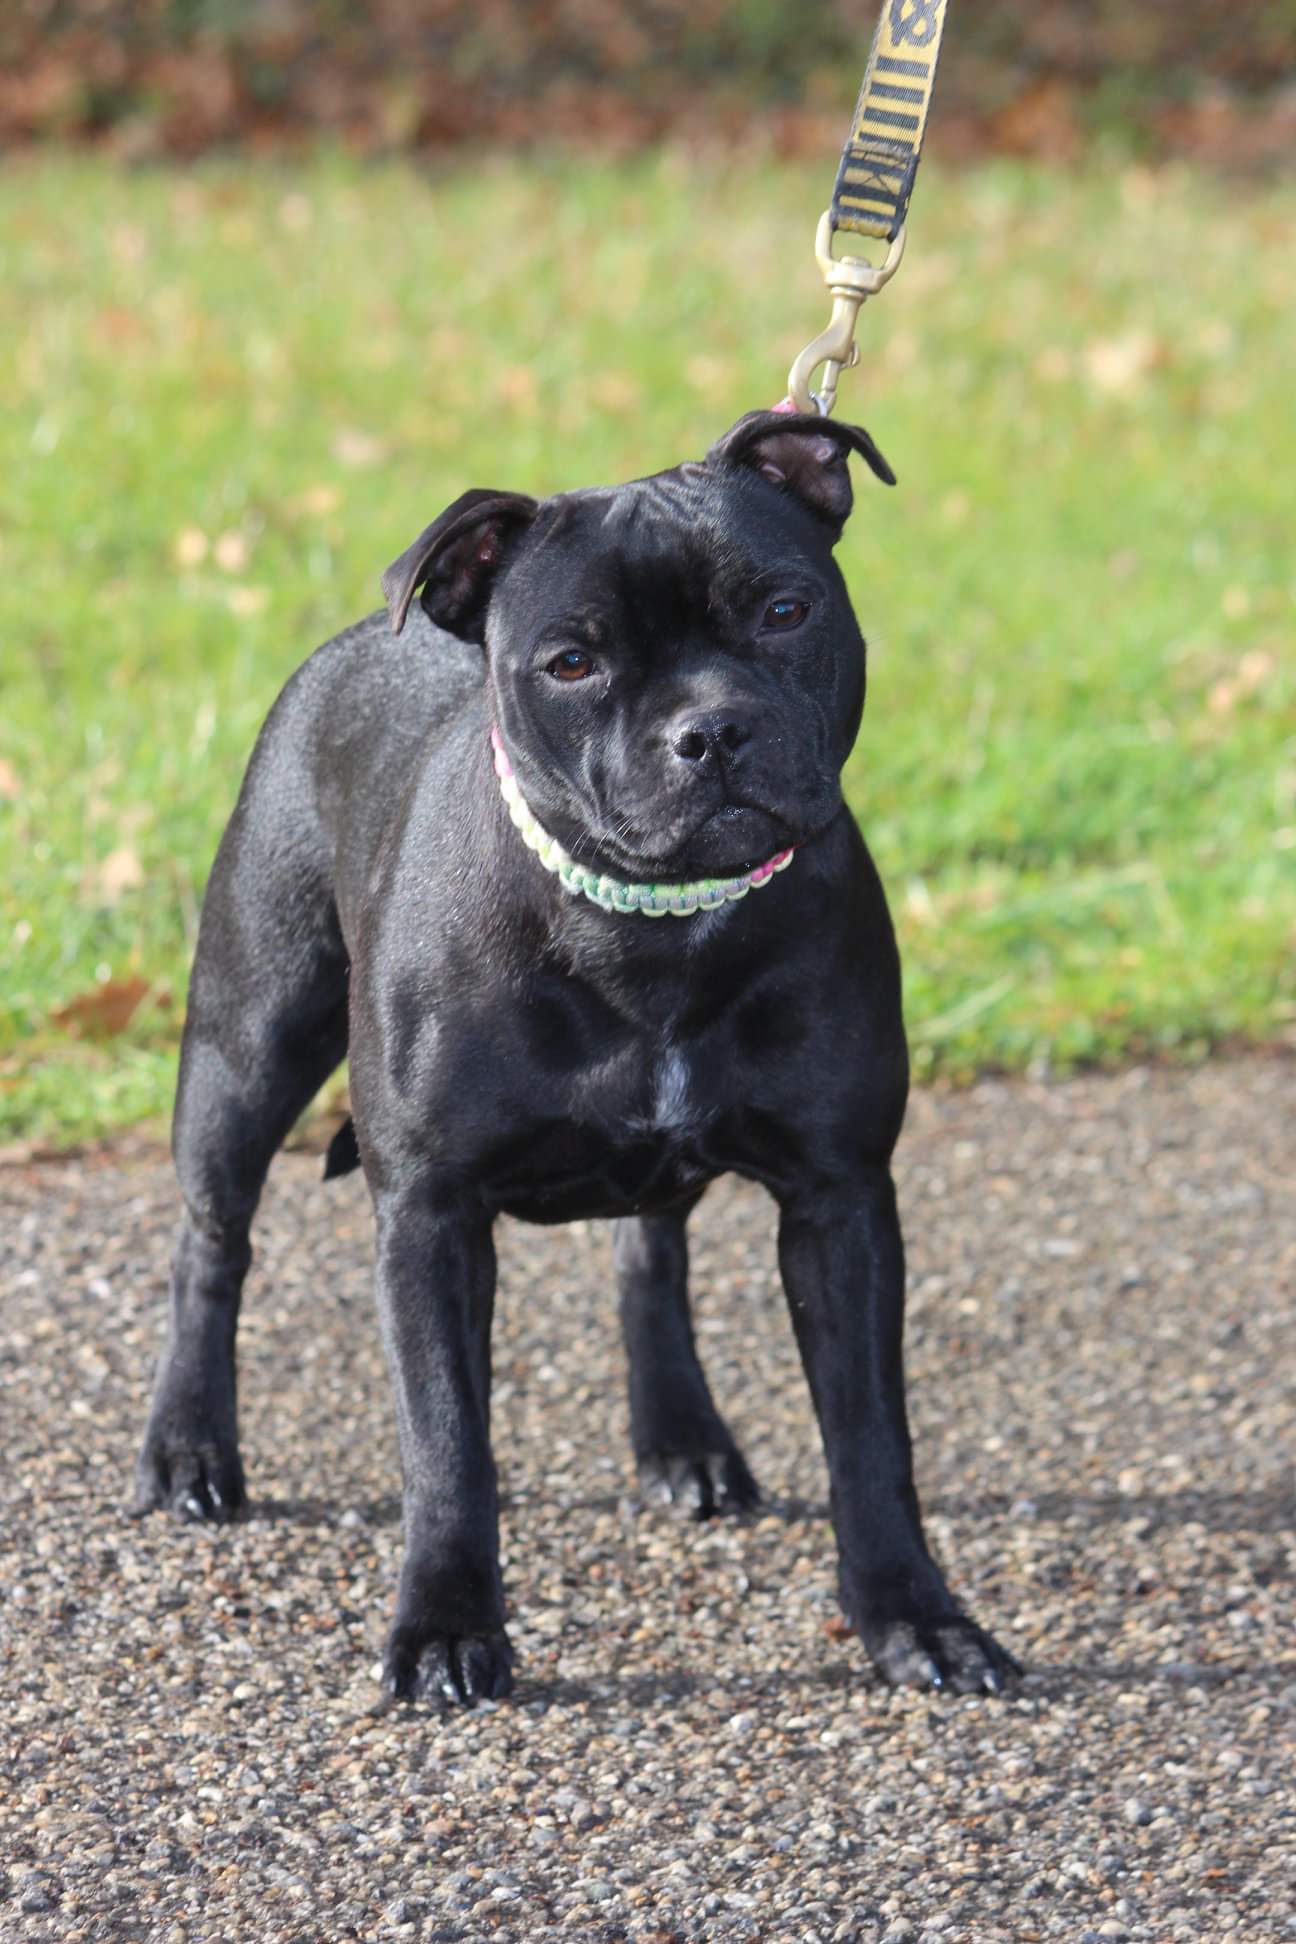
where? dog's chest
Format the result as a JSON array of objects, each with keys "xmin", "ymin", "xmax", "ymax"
[
  {"xmin": 490, "ymin": 1039, "xmax": 721, "ymax": 1223},
  {"xmin": 643, "ymin": 1044, "xmax": 693, "ymax": 1135}
]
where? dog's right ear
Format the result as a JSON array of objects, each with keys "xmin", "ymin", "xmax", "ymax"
[
  {"xmin": 708, "ymin": 410, "xmax": 895, "ymax": 535},
  {"xmin": 382, "ymin": 489, "xmax": 538, "ymax": 639}
]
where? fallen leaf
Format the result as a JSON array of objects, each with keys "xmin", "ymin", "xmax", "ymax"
[
  {"xmin": 988, "ymin": 77, "xmax": 1082, "ymax": 161},
  {"xmin": 98, "ymin": 306, "xmax": 144, "ymax": 343},
  {"xmin": 589, "ymin": 372, "xmax": 642, "ymax": 412},
  {"xmin": 1084, "ymin": 332, "xmax": 1167, "ymax": 397},
  {"xmin": 1033, "ymin": 346, "xmax": 1072, "ymax": 383},
  {"xmin": 110, "ymin": 223, "xmax": 148, "ymax": 265},
  {"xmin": 228, "ymin": 585, "xmax": 269, "ymax": 618},
  {"xmin": 91, "ymin": 846, "xmax": 145, "ymax": 901},
  {"xmin": 684, "ymin": 354, "xmax": 734, "ymax": 396},
  {"xmin": 53, "ymin": 976, "xmax": 152, "ymax": 1039},
  {"xmin": 174, "ymin": 527, "xmax": 208, "ymax": 567},
  {"xmin": 278, "ymin": 192, "xmax": 312, "ymax": 232},
  {"xmin": 1195, "ymin": 319, "xmax": 1235, "ymax": 359},
  {"xmin": 332, "ymin": 429, "xmax": 388, "ymax": 468},
  {"xmin": 822, "ymin": 1616, "xmax": 855, "ymax": 1641},
  {"xmin": 1208, "ymin": 650, "xmax": 1274, "ymax": 715},
  {"xmin": 214, "ymin": 530, "xmax": 250, "ymax": 572},
  {"xmin": 294, "ymin": 484, "xmax": 342, "ymax": 516},
  {"xmin": 497, "ymin": 366, "xmax": 538, "ymax": 409}
]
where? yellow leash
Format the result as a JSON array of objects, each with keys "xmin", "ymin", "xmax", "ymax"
[{"xmin": 787, "ymin": 0, "xmax": 951, "ymax": 415}]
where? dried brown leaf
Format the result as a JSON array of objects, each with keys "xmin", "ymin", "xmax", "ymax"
[{"xmin": 52, "ymin": 976, "xmax": 151, "ymax": 1039}]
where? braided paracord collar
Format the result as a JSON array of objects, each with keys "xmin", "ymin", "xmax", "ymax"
[{"xmin": 490, "ymin": 727, "xmax": 794, "ymax": 918}]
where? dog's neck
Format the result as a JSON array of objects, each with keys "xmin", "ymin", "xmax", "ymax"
[{"xmin": 490, "ymin": 727, "xmax": 794, "ymax": 919}]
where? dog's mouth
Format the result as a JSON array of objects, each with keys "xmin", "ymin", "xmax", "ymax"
[
  {"xmin": 679, "ymin": 802, "xmax": 790, "ymax": 873},
  {"xmin": 589, "ymin": 800, "xmax": 803, "ymax": 881}
]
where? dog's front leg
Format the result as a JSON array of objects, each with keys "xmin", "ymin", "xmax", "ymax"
[
  {"xmin": 777, "ymin": 1168, "xmax": 1019, "ymax": 1694},
  {"xmin": 373, "ymin": 1190, "xmax": 513, "ymax": 1706}
]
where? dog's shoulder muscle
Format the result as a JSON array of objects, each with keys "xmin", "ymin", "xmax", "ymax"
[
  {"xmin": 224, "ymin": 607, "xmax": 482, "ymax": 923},
  {"xmin": 296, "ymin": 607, "xmax": 480, "ymax": 815}
]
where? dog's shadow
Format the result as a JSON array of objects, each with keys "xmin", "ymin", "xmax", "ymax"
[
  {"xmin": 254, "ymin": 1479, "xmax": 1292, "ymax": 1716},
  {"xmin": 252, "ymin": 1480, "xmax": 1293, "ymax": 1543},
  {"xmin": 456, "ymin": 1650, "xmax": 1295, "ymax": 1717},
  {"xmin": 938, "ymin": 1482, "xmax": 1295, "ymax": 1543},
  {"xmin": 252, "ymin": 1493, "xmax": 403, "ymax": 1527}
]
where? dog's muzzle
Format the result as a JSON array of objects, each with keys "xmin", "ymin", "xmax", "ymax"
[{"xmin": 491, "ymin": 728, "xmax": 795, "ymax": 918}]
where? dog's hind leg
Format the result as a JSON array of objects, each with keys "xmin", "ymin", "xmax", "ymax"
[
  {"xmin": 615, "ymin": 1205, "xmax": 759, "ymax": 1518},
  {"xmin": 133, "ymin": 825, "xmax": 349, "ymax": 1523}
]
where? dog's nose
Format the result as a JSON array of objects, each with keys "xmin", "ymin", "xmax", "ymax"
[{"xmin": 670, "ymin": 715, "xmax": 752, "ymax": 766}]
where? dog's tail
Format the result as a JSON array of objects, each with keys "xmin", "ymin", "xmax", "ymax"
[{"xmin": 322, "ymin": 1116, "xmax": 361, "ymax": 1180}]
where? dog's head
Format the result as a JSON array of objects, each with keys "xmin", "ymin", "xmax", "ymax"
[{"xmin": 382, "ymin": 410, "xmax": 894, "ymax": 881}]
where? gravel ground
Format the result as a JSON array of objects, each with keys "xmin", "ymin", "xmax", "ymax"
[{"xmin": 2, "ymin": 1057, "xmax": 1293, "ymax": 1944}]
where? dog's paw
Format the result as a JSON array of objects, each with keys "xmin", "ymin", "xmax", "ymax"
[
  {"xmin": 131, "ymin": 1433, "xmax": 247, "ymax": 1525},
  {"xmin": 859, "ymin": 1611, "xmax": 1021, "ymax": 1696},
  {"xmin": 383, "ymin": 1627, "xmax": 515, "ymax": 1707},
  {"xmin": 637, "ymin": 1447, "xmax": 760, "ymax": 1519}
]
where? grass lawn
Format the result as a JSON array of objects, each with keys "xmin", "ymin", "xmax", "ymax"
[{"xmin": 1, "ymin": 151, "xmax": 1293, "ymax": 1145}]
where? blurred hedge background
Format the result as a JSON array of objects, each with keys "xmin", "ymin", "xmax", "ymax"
[{"xmin": 5, "ymin": 0, "xmax": 1296, "ymax": 166}]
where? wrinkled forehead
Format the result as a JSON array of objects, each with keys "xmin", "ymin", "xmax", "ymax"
[{"xmin": 499, "ymin": 469, "xmax": 813, "ymax": 629}]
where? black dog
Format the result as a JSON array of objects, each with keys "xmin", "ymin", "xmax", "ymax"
[{"xmin": 134, "ymin": 409, "xmax": 1019, "ymax": 1706}]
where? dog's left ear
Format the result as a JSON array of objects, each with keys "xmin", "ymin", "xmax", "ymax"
[
  {"xmin": 382, "ymin": 488, "xmax": 538, "ymax": 639},
  {"xmin": 708, "ymin": 409, "xmax": 895, "ymax": 533}
]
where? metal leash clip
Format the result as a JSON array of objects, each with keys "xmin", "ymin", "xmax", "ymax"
[{"xmin": 786, "ymin": 210, "xmax": 907, "ymax": 416}]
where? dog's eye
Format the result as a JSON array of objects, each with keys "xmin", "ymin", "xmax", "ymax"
[
  {"xmin": 548, "ymin": 650, "xmax": 595, "ymax": 681},
  {"xmin": 762, "ymin": 598, "xmax": 809, "ymax": 632}
]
